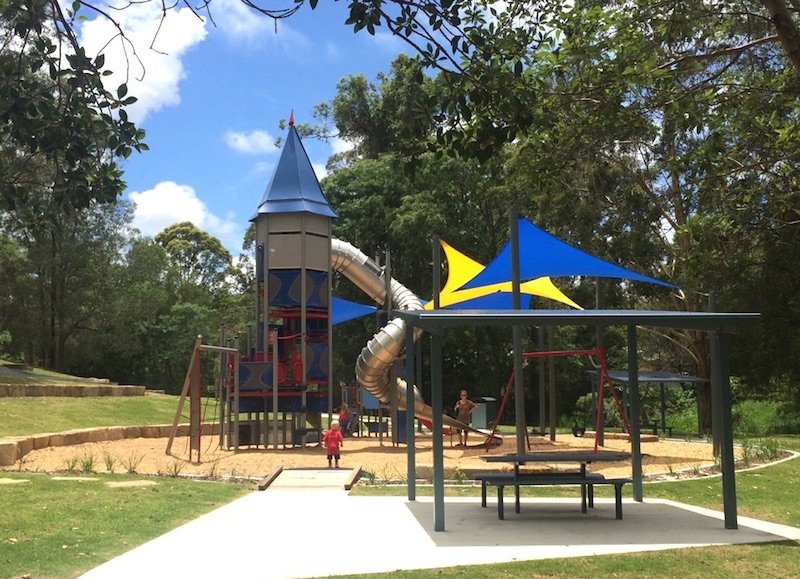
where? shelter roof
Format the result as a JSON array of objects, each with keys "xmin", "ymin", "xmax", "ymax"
[
  {"xmin": 252, "ymin": 124, "xmax": 337, "ymax": 219},
  {"xmin": 604, "ymin": 369, "xmax": 708, "ymax": 384},
  {"xmin": 394, "ymin": 308, "xmax": 759, "ymax": 331}
]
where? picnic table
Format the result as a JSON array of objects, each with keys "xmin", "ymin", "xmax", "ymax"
[{"xmin": 477, "ymin": 450, "xmax": 632, "ymax": 520}]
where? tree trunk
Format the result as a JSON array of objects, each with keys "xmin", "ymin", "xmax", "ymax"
[{"xmin": 762, "ymin": 0, "xmax": 800, "ymax": 75}]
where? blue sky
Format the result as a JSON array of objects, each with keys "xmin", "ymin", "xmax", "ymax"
[{"xmin": 76, "ymin": 1, "xmax": 407, "ymax": 255}]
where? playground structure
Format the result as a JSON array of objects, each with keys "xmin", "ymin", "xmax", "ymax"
[{"xmin": 486, "ymin": 348, "xmax": 631, "ymax": 451}]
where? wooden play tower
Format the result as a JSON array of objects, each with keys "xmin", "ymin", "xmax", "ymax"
[{"xmin": 167, "ymin": 115, "xmax": 337, "ymax": 459}]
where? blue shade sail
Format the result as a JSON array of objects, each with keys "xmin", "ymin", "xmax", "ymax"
[
  {"xmin": 423, "ymin": 292, "xmax": 533, "ymax": 310},
  {"xmin": 332, "ymin": 296, "xmax": 377, "ymax": 325},
  {"xmin": 461, "ymin": 217, "xmax": 678, "ymax": 290}
]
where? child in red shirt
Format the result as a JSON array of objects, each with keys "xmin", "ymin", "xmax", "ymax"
[{"xmin": 322, "ymin": 420, "xmax": 344, "ymax": 468}]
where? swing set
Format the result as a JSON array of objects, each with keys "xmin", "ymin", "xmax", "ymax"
[{"xmin": 486, "ymin": 347, "xmax": 631, "ymax": 451}]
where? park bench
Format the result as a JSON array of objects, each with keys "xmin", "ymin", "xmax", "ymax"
[
  {"xmin": 643, "ymin": 423, "xmax": 673, "ymax": 437},
  {"xmin": 474, "ymin": 471, "xmax": 631, "ymax": 520}
]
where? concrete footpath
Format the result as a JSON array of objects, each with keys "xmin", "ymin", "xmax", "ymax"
[{"xmin": 80, "ymin": 468, "xmax": 800, "ymax": 579}]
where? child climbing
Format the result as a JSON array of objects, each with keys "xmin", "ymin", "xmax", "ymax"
[{"xmin": 322, "ymin": 420, "xmax": 344, "ymax": 468}]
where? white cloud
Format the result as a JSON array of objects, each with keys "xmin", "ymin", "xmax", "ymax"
[
  {"xmin": 210, "ymin": 0, "xmax": 312, "ymax": 50},
  {"xmin": 330, "ymin": 136, "xmax": 356, "ymax": 155},
  {"xmin": 312, "ymin": 162, "xmax": 328, "ymax": 181},
  {"xmin": 209, "ymin": 0, "xmax": 272, "ymax": 40},
  {"xmin": 323, "ymin": 40, "xmax": 343, "ymax": 60},
  {"xmin": 225, "ymin": 130, "xmax": 279, "ymax": 155},
  {"xmin": 76, "ymin": 4, "xmax": 208, "ymax": 123},
  {"xmin": 129, "ymin": 181, "xmax": 242, "ymax": 251},
  {"xmin": 371, "ymin": 31, "xmax": 408, "ymax": 55}
]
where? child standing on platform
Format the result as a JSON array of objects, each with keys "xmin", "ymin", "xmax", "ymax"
[{"xmin": 323, "ymin": 420, "xmax": 344, "ymax": 468}]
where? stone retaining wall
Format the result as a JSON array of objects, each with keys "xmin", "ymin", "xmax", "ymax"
[
  {"xmin": 0, "ymin": 384, "xmax": 146, "ymax": 397},
  {"xmin": 0, "ymin": 423, "xmax": 220, "ymax": 467}
]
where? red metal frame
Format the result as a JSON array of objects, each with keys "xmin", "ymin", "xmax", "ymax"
[{"xmin": 485, "ymin": 347, "xmax": 630, "ymax": 451}]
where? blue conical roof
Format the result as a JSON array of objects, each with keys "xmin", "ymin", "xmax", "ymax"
[{"xmin": 252, "ymin": 124, "xmax": 337, "ymax": 219}]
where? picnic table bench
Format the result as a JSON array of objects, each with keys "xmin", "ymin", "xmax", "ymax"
[
  {"xmin": 479, "ymin": 451, "xmax": 632, "ymax": 520},
  {"xmin": 474, "ymin": 471, "xmax": 631, "ymax": 520}
]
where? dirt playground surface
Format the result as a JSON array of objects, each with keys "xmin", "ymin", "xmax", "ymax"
[{"xmin": 8, "ymin": 429, "xmax": 725, "ymax": 482}]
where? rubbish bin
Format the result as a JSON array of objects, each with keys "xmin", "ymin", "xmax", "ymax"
[{"xmin": 472, "ymin": 397, "xmax": 497, "ymax": 429}]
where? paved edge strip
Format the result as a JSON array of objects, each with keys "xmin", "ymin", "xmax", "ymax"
[{"xmin": 257, "ymin": 466, "xmax": 283, "ymax": 491}]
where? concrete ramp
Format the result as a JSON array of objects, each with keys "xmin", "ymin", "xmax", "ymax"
[{"xmin": 267, "ymin": 467, "xmax": 360, "ymax": 490}]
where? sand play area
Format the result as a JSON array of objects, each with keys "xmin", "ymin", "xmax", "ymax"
[{"xmin": 7, "ymin": 428, "xmax": 724, "ymax": 482}]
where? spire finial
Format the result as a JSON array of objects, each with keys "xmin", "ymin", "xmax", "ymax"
[{"xmin": 288, "ymin": 110, "xmax": 294, "ymax": 127}]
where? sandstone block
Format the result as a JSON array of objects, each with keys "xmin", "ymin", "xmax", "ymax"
[
  {"xmin": 106, "ymin": 427, "xmax": 125, "ymax": 441},
  {"xmin": 123, "ymin": 426, "xmax": 140, "ymax": 439},
  {"xmin": 32, "ymin": 434, "xmax": 52, "ymax": 450},
  {"xmin": 0, "ymin": 440, "xmax": 19, "ymax": 466},
  {"xmin": 139, "ymin": 426, "xmax": 161, "ymax": 438},
  {"xmin": 15, "ymin": 437, "xmax": 34, "ymax": 458}
]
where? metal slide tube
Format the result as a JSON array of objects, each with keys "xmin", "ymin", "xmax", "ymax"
[{"xmin": 331, "ymin": 239, "xmax": 465, "ymax": 429}]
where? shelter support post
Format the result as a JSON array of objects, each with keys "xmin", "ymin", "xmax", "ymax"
[
  {"xmin": 431, "ymin": 331, "xmax": 445, "ymax": 531},
  {"xmin": 405, "ymin": 322, "xmax": 416, "ymax": 501},
  {"xmin": 711, "ymin": 330, "xmax": 738, "ymax": 529},
  {"xmin": 595, "ymin": 278, "xmax": 605, "ymax": 446},
  {"xmin": 548, "ymin": 327, "xmax": 556, "ymax": 441},
  {"xmin": 416, "ymin": 338, "xmax": 423, "ymax": 433},
  {"xmin": 627, "ymin": 325, "xmax": 643, "ymax": 502},
  {"xmin": 510, "ymin": 208, "xmax": 526, "ymax": 456},
  {"xmin": 537, "ymin": 327, "xmax": 546, "ymax": 435}
]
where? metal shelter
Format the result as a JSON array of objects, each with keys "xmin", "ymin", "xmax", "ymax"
[
  {"xmin": 598, "ymin": 370, "xmax": 709, "ymax": 437},
  {"xmin": 394, "ymin": 308, "xmax": 759, "ymax": 532}
]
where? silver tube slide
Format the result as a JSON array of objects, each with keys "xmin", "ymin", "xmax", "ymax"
[{"xmin": 331, "ymin": 239, "xmax": 474, "ymax": 431}]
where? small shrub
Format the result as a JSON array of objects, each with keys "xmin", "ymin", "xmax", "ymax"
[
  {"xmin": 740, "ymin": 439, "xmax": 756, "ymax": 466},
  {"xmin": 121, "ymin": 452, "xmax": 144, "ymax": 474},
  {"xmin": 574, "ymin": 394, "xmax": 624, "ymax": 429},
  {"xmin": 79, "ymin": 453, "xmax": 95, "ymax": 473},
  {"xmin": 207, "ymin": 459, "xmax": 221, "ymax": 479},
  {"xmin": 16, "ymin": 447, "xmax": 27, "ymax": 471},
  {"xmin": 452, "ymin": 468, "xmax": 468, "ymax": 483},
  {"xmin": 732, "ymin": 400, "xmax": 783, "ymax": 436},
  {"xmin": 756, "ymin": 437, "xmax": 782, "ymax": 461},
  {"xmin": 376, "ymin": 464, "xmax": 401, "ymax": 483},
  {"xmin": 168, "ymin": 460, "xmax": 184, "ymax": 478},
  {"xmin": 668, "ymin": 406, "xmax": 699, "ymax": 436},
  {"xmin": 103, "ymin": 452, "xmax": 117, "ymax": 474},
  {"xmin": 363, "ymin": 470, "xmax": 376, "ymax": 485},
  {"xmin": 63, "ymin": 456, "xmax": 79, "ymax": 472}
]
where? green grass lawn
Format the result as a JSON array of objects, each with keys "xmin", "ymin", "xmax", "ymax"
[
  {"xmin": 0, "ymin": 394, "xmax": 223, "ymax": 437},
  {"xmin": 0, "ymin": 361, "xmax": 111, "ymax": 384},
  {"xmin": 0, "ymin": 472, "xmax": 250, "ymax": 579}
]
